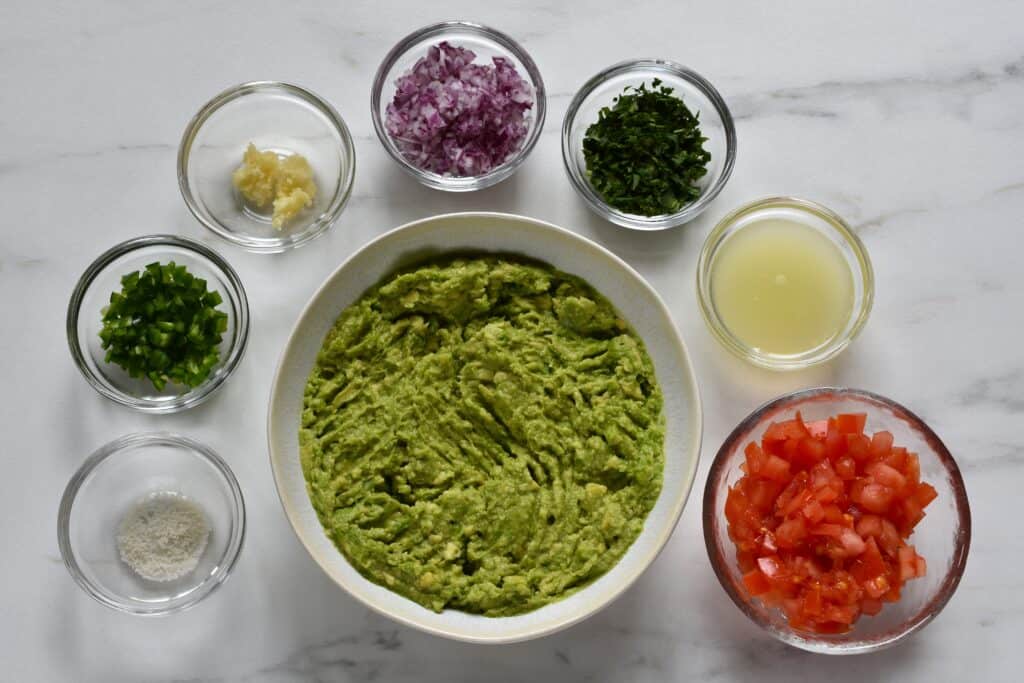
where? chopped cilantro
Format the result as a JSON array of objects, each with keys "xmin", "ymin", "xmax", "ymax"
[{"xmin": 582, "ymin": 79, "xmax": 711, "ymax": 217}]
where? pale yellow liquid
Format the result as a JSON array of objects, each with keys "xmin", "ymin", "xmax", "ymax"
[{"xmin": 711, "ymin": 218, "xmax": 854, "ymax": 356}]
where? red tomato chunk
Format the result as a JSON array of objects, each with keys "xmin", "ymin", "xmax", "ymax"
[{"xmin": 724, "ymin": 412, "xmax": 934, "ymax": 634}]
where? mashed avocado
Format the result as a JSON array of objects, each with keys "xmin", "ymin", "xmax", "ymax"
[{"xmin": 300, "ymin": 256, "xmax": 664, "ymax": 616}]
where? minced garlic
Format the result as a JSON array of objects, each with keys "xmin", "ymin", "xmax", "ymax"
[{"xmin": 232, "ymin": 143, "xmax": 317, "ymax": 229}]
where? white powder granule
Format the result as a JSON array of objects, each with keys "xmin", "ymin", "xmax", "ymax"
[{"xmin": 116, "ymin": 491, "xmax": 211, "ymax": 582}]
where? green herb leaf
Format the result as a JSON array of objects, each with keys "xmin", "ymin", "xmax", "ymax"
[{"xmin": 582, "ymin": 79, "xmax": 711, "ymax": 217}]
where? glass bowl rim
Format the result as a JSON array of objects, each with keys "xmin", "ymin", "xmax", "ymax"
[
  {"xmin": 702, "ymin": 386, "xmax": 972, "ymax": 654},
  {"xmin": 696, "ymin": 195, "xmax": 875, "ymax": 370},
  {"xmin": 56, "ymin": 431, "xmax": 247, "ymax": 616},
  {"xmin": 66, "ymin": 234, "xmax": 250, "ymax": 413},
  {"xmin": 177, "ymin": 80, "xmax": 357, "ymax": 253},
  {"xmin": 369, "ymin": 20, "xmax": 547, "ymax": 192},
  {"xmin": 560, "ymin": 58, "xmax": 737, "ymax": 231}
]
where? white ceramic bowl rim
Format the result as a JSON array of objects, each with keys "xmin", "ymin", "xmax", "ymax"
[{"xmin": 267, "ymin": 211, "xmax": 703, "ymax": 643}]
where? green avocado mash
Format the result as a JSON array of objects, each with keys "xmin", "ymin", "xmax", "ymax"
[{"xmin": 300, "ymin": 256, "xmax": 664, "ymax": 616}]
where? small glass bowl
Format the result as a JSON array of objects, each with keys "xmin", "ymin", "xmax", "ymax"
[
  {"xmin": 703, "ymin": 388, "xmax": 971, "ymax": 654},
  {"xmin": 178, "ymin": 81, "xmax": 356, "ymax": 253},
  {"xmin": 370, "ymin": 21, "xmax": 546, "ymax": 192},
  {"xmin": 562, "ymin": 59, "xmax": 736, "ymax": 230},
  {"xmin": 57, "ymin": 433, "xmax": 246, "ymax": 615},
  {"xmin": 67, "ymin": 235, "xmax": 249, "ymax": 413},
  {"xmin": 697, "ymin": 196, "xmax": 874, "ymax": 370}
]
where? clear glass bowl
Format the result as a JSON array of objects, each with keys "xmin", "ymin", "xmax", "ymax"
[
  {"xmin": 703, "ymin": 388, "xmax": 971, "ymax": 654},
  {"xmin": 57, "ymin": 433, "xmax": 246, "ymax": 615},
  {"xmin": 697, "ymin": 196, "xmax": 874, "ymax": 370},
  {"xmin": 178, "ymin": 81, "xmax": 356, "ymax": 253},
  {"xmin": 561, "ymin": 59, "xmax": 736, "ymax": 230},
  {"xmin": 67, "ymin": 235, "xmax": 249, "ymax": 413},
  {"xmin": 370, "ymin": 21, "xmax": 546, "ymax": 192}
]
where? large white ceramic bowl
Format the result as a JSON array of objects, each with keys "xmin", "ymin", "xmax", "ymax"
[{"xmin": 267, "ymin": 212, "xmax": 702, "ymax": 643}]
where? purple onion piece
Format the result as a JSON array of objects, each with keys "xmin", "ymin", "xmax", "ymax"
[{"xmin": 385, "ymin": 41, "xmax": 534, "ymax": 177}]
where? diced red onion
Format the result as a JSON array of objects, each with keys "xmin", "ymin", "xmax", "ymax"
[{"xmin": 385, "ymin": 42, "xmax": 534, "ymax": 177}]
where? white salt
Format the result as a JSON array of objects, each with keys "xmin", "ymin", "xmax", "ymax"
[{"xmin": 116, "ymin": 491, "xmax": 211, "ymax": 582}]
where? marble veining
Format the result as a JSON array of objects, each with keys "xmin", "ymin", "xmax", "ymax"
[{"xmin": 2, "ymin": 0, "xmax": 1022, "ymax": 681}]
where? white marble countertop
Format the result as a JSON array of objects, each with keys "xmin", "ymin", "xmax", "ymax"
[{"xmin": 4, "ymin": 0, "xmax": 1021, "ymax": 680}]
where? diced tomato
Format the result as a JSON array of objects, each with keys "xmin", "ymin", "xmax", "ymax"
[
  {"xmin": 848, "ymin": 478, "xmax": 868, "ymax": 504},
  {"xmin": 761, "ymin": 454, "xmax": 792, "ymax": 483},
  {"xmin": 802, "ymin": 499, "xmax": 825, "ymax": 524},
  {"xmin": 736, "ymin": 550, "xmax": 756, "ymax": 573},
  {"xmin": 898, "ymin": 498, "xmax": 926, "ymax": 535},
  {"xmin": 864, "ymin": 575, "xmax": 891, "ymax": 600},
  {"xmin": 763, "ymin": 413, "xmax": 811, "ymax": 443},
  {"xmin": 861, "ymin": 598, "xmax": 883, "ymax": 615},
  {"xmin": 898, "ymin": 546, "xmax": 918, "ymax": 581},
  {"xmin": 743, "ymin": 568, "xmax": 772, "ymax": 595},
  {"xmin": 758, "ymin": 555, "xmax": 785, "ymax": 579},
  {"xmin": 813, "ymin": 485, "xmax": 840, "ymax": 504},
  {"xmin": 914, "ymin": 482, "xmax": 938, "ymax": 508},
  {"xmin": 884, "ymin": 446, "xmax": 908, "ymax": 470},
  {"xmin": 724, "ymin": 485, "xmax": 747, "ymax": 525},
  {"xmin": 728, "ymin": 524, "xmax": 754, "ymax": 551},
  {"xmin": 904, "ymin": 452, "xmax": 921, "ymax": 488},
  {"xmin": 821, "ymin": 504, "xmax": 847, "ymax": 525},
  {"xmin": 855, "ymin": 514, "xmax": 882, "ymax": 539},
  {"xmin": 780, "ymin": 488, "xmax": 813, "ymax": 518},
  {"xmin": 811, "ymin": 523, "xmax": 845, "ymax": 538},
  {"xmin": 850, "ymin": 537, "xmax": 887, "ymax": 582},
  {"xmin": 803, "ymin": 583, "xmax": 824, "ymax": 616},
  {"xmin": 724, "ymin": 411, "xmax": 933, "ymax": 634},
  {"xmin": 780, "ymin": 437, "xmax": 801, "ymax": 462},
  {"xmin": 794, "ymin": 437, "xmax": 827, "ymax": 468},
  {"xmin": 790, "ymin": 554, "xmax": 823, "ymax": 580},
  {"xmin": 805, "ymin": 420, "xmax": 829, "ymax": 439},
  {"xmin": 825, "ymin": 420, "xmax": 845, "ymax": 460},
  {"xmin": 824, "ymin": 604, "xmax": 859, "ymax": 626},
  {"xmin": 814, "ymin": 621, "xmax": 853, "ymax": 635},
  {"xmin": 782, "ymin": 598, "xmax": 803, "ymax": 621},
  {"xmin": 810, "ymin": 459, "xmax": 840, "ymax": 490},
  {"xmin": 835, "ymin": 413, "xmax": 867, "ymax": 435},
  {"xmin": 835, "ymin": 456, "xmax": 857, "ymax": 480},
  {"xmin": 846, "ymin": 433, "xmax": 871, "ymax": 462},
  {"xmin": 835, "ymin": 527, "xmax": 867, "ymax": 557},
  {"xmin": 869, "ymin": 430, "xmax": 894, "ymax": 459},
  {"xmin": 775, "ymin": 516, "xmax": 808, "ymax": 548},
  {"xmin": 744, "ymin": 442, "xmax": 766, "ymax": 476},
  {"xmin": 759, "ymin": 530, "xmax": 778, "ymax": 553},
  {"xmin": 775, "ymin": 471, "xmax": 808, "ymax": 512},
  {"xmin": 748, "ymin": 478, "xmax": 783, "ymax": 512},
  {"xmin": 878, "ymin": 519, "xmax": 901, "ymax": 557},
  {"xmin": 858, "ymin": 483, "xmax": 895, "ymax": 513},
  {"xmin": 867, "ymin": 462, "xmax": 907, "ymax": 490}
]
